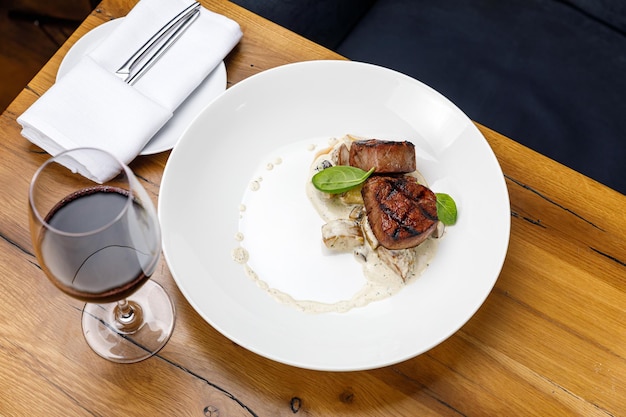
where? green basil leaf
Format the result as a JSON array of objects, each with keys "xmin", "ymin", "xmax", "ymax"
[
  {"xmin": 436, "ymin": 193, "xmax": 458, "ymax": 225},
  {"xmin": 312, "ymin": 166, "xmax": 375, "ymax": 194}
]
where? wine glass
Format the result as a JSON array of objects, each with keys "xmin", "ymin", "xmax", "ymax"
[{"xmin": 28, "ymin": 148, "xmax": 175, "ymax": 363}]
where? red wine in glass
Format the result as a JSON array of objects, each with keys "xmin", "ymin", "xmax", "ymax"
[{"xmin": 29, "ymin": 148, "xmax": 175, "ymax": 363}]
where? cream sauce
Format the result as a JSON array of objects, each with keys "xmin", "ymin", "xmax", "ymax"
[{"xmin": 232, "ymin": 135, "xmax": 440, "ymax": 314}]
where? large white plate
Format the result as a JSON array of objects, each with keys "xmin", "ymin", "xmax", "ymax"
[
  {"xmin": 57, "ymin": 18, "xmax": 227, "ymax": 155},
  {"xmin": 159, "ymin": 60, "xmax": 510, "ymax": 371}
]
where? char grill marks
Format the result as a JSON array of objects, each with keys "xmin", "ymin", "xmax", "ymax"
[{"xmin": 362, "ymin": 175, "xmax": 438, "ymax": 250}]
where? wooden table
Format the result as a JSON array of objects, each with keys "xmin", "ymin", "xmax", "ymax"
[{"xmin": 1, "ymin": 0, "xmax": 624, "ymax": 415}]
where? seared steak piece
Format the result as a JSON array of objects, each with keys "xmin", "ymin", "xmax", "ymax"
[
  {"xmin": 361, "ymin": 175, "xmax": 438, "ymax": 250},
  {"xmin": 349, "ymin": 139, "xmax": 416, "ymax": 173}
]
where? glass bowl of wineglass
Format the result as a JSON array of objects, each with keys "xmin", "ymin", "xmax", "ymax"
[{"xmin": 28, "ymin": 148, "xmax": 175, "ymax": 363}]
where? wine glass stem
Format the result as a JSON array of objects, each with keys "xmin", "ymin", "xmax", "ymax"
[
  {"xmin": 115, "ymin": 299, "xmax": 143, "ymax": 333},
  {"xmin": 117, "ymin": 299, "xmax": 133, "ymax": 320}
]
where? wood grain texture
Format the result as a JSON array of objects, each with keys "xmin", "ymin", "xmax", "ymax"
[
  {"xmin": 1, "ymin": 1, "xmax": 624, "ymax": 415},
  {"xmin": 0, "ymin": 0, "xmax": 94, "ymax": 112}
]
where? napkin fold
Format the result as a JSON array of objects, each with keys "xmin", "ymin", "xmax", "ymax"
[{"xmin": 18, "ymin": 0, "xmax": 242, "ymax": 183}]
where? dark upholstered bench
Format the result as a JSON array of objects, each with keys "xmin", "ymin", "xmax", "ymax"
[{"xmin": 232, "ymin": 0, "xmax": 626, "ymax": 194}]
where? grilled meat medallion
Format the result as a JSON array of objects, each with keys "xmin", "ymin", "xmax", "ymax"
[
  {"xmin": 343, "ymin": 139, "xmax": 416, "ymax": 174},
  {"xmin": 361, "ymin": 175, "xmax": 438, "ymax": 250}
]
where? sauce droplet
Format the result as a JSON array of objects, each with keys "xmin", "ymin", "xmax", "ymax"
[{"xmin": 231, "ymin": 247, "xmax": 249, "ymax": 264}]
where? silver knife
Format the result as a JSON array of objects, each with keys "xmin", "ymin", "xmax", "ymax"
[{"xmin": 115, "ymin": 2, "xmax": 201, "ymax": 85}]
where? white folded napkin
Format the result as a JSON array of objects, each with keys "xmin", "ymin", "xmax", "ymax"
[{"xmin": 18, "ymin": 0, "xmax": 242, "ymax": 183}]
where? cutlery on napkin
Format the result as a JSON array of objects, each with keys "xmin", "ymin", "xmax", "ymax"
[{"xmin": 17, "ymin": 0, "xmax": 242, "ymax": 183}]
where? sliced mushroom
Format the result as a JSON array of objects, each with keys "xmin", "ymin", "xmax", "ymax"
[
  {"xmin": 337, "ymin": 143, "xmax": 350, "ymax": 166},
  {"xmin": 376, "ymin": 246, "xmax": 415, "ymax": 282},
  {"xmin": 360, "ymin": 215, "xmax": 379, "ymax": 249},
  {"xmin": 348, "ymin": 205, "xmax": 365, "ymax": 221},
  {"xmin": 432, "ymin": 221, "xmax": 445, "ymax": 238},
  {"xmin": 321, "ymin": 219, "xmax": 364, "ymax": 251}
]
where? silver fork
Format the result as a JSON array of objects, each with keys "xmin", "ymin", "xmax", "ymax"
[{"xmin": 115, "ymin": 1, "xmax": 201, "ymax": 85}]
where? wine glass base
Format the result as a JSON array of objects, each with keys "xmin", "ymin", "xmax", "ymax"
[{"xmin": 81, "ymin": 280, "xmax": 175, "ymax": 363}]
